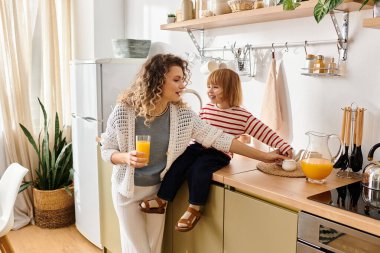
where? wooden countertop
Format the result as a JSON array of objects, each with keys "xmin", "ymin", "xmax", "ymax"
[{"xmin": 212, "ymin": 155, "xmax": 380, "ymax": 237}]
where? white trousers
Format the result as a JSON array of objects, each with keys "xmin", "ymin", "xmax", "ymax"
[{"xmin": 111, "ymin": 184, "xmax": 166, "ymax": 253}]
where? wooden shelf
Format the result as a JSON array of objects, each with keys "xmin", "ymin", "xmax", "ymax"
[
  {"xmin": 363, "ymin": 16, "xmax": 380, "ymax": 28},
  {"xmin": 161, "ymin": 0, "xmax": 372, "ymax": 31}
]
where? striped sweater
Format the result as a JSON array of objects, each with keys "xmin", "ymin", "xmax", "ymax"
[{"xmin": 199, "ymin": 103, "xmax": 291, "ymax": 154}]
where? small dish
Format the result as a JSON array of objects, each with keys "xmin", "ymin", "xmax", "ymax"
[{"xmin": 282, "ymin": 159, "xmax": 297, "ymax": 171}]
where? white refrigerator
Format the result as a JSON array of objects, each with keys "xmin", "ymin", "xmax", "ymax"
[{"xmin": 70, "ymin": 58, "xmax": 145, "ymax": 248}]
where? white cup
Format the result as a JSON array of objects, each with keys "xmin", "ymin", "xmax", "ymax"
[
  {"xmin": 282, "ymin": 159, "xmax": 297, "ymax": 171},
  {"xmin": 200, "ymin": 60, "xmax": 218, "ymax": 74}
]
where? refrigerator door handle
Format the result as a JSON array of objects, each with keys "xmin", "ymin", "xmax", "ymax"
[{"xmin": 71, "ymin": 113, "xmax": 101, "ymax": 122}]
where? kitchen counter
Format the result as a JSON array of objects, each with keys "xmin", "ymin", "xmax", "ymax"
[{"xmin": 212, "ymin": 155, "xmax": 380, "ymax": 237}]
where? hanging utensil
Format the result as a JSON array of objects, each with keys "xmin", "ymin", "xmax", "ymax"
[
  {"xmin": 334, "ymin": 107, "xmax": 348, "ymax": 169},
  {"xmin": 341, "ymin": 107, "xmax": 351, "ymax": 170},
  {"xmin": 349, "ymin": 108, "xmax": 358, "ymax": 169},
  {"xmin": 352, "ymin": 108, "xmax": 364, "ymax": 172}
]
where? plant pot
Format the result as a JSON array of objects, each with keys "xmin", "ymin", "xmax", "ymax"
[
  {"xmin": 167, "ymin": 17, "xmax": 176, "ymax": 23},
  {"xmin": 374, "ymin": 2, "xmax": 380, "ymax": 18},
  {"xmin": 33, "ymin": 186, "xmax": 75, "ymax": 228}
]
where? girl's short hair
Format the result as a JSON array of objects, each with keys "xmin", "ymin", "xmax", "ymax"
[
  {"xmin": 118, "ymin": 54, "xmax": 190, "ymax": 125},
  {"xmin": 207, "ymin": 69, "xmax": 242, "ymax": 107}
]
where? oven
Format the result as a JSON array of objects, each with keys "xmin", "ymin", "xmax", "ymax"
[{"xmin": 297, "ymin": 212, "xmax": 380, "ymax": 253}]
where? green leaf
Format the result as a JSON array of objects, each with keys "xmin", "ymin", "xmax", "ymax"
[
  {"xmin": 19, "ymin": 181, "xmax": 32, "ymax": 193},
  {"xmin": 314, "ymin": 1, "xmax": 328, "ymax": 23},
  {"xmin": 19, "ymin": 123, "xmax": 39, "ymax": 156},
  {"xmin": 64, "ymin": 185, "xmax": 73, "ymax": 197},
  {"xmin": 314, "ymin": 0, "xmax": 344, "ymax": 23},
  {"xmin": 283, "ymin": 0, "xmax": 301, "ymax": 11},
  {"xmin": 38, "ymin": 98, "xmax": 48, "ymax": 130},
  {"xmin": 55, "ymin": 143, "xmax": 73, "ymax": 188},
  {"xmin": 359, "ymin": 0, "xmax": 370, "ymax": 10}
]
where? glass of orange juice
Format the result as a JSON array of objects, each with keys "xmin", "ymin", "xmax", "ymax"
[{"xmin": 136, "ymin": 135, "xmax": 151, "ymax": 164}]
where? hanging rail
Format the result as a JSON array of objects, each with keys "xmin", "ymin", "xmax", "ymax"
[{"xmin": 201, "ymin": 39, "xmax": 342, "ymax": 53}]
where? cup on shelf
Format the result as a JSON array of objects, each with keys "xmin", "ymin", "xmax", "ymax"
[{"xmin": 200, "ymin": 60, "xmax": 218, "ymax": 74}]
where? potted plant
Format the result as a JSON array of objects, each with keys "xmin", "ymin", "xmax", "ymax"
[
  {"xmin": 167, "ymin": 13, "xmax": 176, "ymax": 24},
  {"xmin": 280, "ymin": 0, "xmax": 372, "ymax": 23},
  {"xmin": 19, "ymin": 98, "xmax": 74, "ymax": 228}
]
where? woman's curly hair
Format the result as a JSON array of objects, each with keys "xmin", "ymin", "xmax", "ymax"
[{"xmin": 118, "ymin": 54, "xmax": 191, "ymax": 125}]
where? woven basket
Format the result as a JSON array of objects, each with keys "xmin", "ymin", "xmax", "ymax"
[
  {"xmin": 33, "ymin": 186, "xmax": 75, "ymax": 228},
  {"xmin": 227, "ymin": 0, "xmax": 254, "ymax": 12}
]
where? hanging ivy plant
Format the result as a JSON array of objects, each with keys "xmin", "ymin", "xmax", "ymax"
[
  {"xmin": 314, "ymin": 0, "xmax": 343, "ymax": 23},
  {"xmin": 279, "ymin": 0, "xmax": 301, "ymax": 11}
]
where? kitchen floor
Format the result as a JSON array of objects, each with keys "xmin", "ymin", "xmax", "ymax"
[{"xmin": 7, "ymin": 224, "xmax": 102, "ymax": 253}]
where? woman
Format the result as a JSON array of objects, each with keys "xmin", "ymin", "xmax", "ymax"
[
  {"xmin": 101, "ymin": 54, "xmax": 287, "ymax": 253},
  {"xmin": 139, "ymin": 68, "xmax": 293, "ymax": 232}
]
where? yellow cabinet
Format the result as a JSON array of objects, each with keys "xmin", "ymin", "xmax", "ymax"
[
  {"xmin": 98, "ymin": 150, "xmax": 121, "ymax": 253},
  {"xmin": 165, "ymin": 183, "xmax": 224, "ymax": 253},
  {"xmin": 224, "ymin": 189, "xmax": 297, "ymax": 253}
]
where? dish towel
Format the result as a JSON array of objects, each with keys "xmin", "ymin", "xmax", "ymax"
[{"xmin": 260, "ymin": 54, "xmax": 283, "ymax": 131}]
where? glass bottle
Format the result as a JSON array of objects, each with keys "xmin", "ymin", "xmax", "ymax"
[
  {"xmin": 313, "ymin": 55, "xmax": 325, "ymax": 74},
  {"xmin": 327, "ymin": 57, "xmax": 337, "ymax": 75},
  {"xmin": 300, "ymin": 131, "xmax": 343, "ymax": 184},
  {"xmin": 304, "ymin": 54, "xmax": 315, "ymax": 74},
  {"xmin": 199, "ymin": 0, "xmax": 213, "ymax": 18}
]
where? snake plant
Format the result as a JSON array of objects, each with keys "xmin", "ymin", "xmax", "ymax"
[{"xmin": 19, "ymin": 98, "xmax": 73, "ymax": 193}]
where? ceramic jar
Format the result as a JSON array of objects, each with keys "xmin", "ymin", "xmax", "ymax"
[
  {"xmin": 212, "ymin": 0, "xmax": 232, "ymax": 15},
  {"xmin": 374, "ymin": 2, "xmax": 380, "ymax": 18},
  {"xmin": 182, "ymin": 0, "xmax": 193, "ymax": 21}
]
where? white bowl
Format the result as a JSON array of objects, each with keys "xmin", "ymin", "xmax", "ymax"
[{"xmin": 282, "ymin": 159, "xmax": 297, "ymax": 171}]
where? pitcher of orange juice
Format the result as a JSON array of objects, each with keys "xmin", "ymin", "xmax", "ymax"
[{"xmin": 301, "ymin": 131, "xmax": 343, "ymax": 184}]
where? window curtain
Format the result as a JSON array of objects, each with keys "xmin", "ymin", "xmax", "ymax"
[{"xmin": 0, "ymin": 0, "xmax": 72, "ymax": 229}]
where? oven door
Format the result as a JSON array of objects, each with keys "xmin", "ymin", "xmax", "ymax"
[
  {"xmin": 298, "ymin": 212, "xmax": 380, "ymax": 253},
  {"xmin": 297, "ymin": 241, "xmax": 325, "ymax": 252}
]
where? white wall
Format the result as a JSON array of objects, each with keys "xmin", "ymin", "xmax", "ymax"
[
  {"xmin": 71, "ymin": 0, "xmax": 125, "ymax": 59},
  {"xmin": 72, "ymin": 1, "xmax": 380, "ymax": 164}
]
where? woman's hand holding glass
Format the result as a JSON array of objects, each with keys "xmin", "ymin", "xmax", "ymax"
[{"xmin": 120, "ymin": 150, "xmax": 148, "ymax": 169}]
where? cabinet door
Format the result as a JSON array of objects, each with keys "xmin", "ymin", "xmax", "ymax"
[
  {"xmin": 98, "ymin": 150, "xmax": 121, "ymax": 253},
  {"xmin": 162, "ymin": 202, "xmax": 173, "ymax": 253},
  {"xmin": 172, "ymin": 183, "xmax": 224, "ymax": 253},
  {"xmin": 224, "ymin": 190, "xmax": 297, "ymax": 253}
]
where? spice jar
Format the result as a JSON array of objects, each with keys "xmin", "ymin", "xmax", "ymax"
[
  {"xmin": 255, "ymin": 0, "xmax": 264, "ymax": 9},
  {"xmin": 305, "ymin": 54, "xmax": 316, "ymax": 73},
  {"xmin": 327, "ymin": 58, "xmax": 337, "ymax": 75},
  {"xmin": 313, "ymin": 55, "xmax": 326, "ymax": 74}
]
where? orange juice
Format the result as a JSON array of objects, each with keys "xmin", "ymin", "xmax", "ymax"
[
  {"xmin": 136, "ymin": 140, "xmax": 150, "ymax": 164},
  {"xmin": 301, "ymin": 158, "xmax": 333, "ymax": 181}
]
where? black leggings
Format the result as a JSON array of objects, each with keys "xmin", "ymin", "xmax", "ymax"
[{"xmin": 158, "ymin": 143, "xmax": 230, "ymax": 205}]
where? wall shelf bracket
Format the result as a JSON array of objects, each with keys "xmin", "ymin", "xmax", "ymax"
[
  {"xmin": 186, "ymin": 28, "xmax": 204, "ymax": 58},
  {"xmin": 330, "ymin": 11, "xmax": 349, "ymax": 61}
]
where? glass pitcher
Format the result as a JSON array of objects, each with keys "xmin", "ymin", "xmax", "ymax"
[{"xmin": 300, "ymin": 131, "xmax": 343, "ymax": 184}]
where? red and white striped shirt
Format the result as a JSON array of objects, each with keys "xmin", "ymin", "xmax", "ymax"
[{"xmin": 199, "ymin": 103, "xmax": 291, "ymax": 154}]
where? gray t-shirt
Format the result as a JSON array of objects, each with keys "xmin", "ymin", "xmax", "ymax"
[{"xmin": 134, "ymin": 108, "xmax": 170, "ymax": 186}]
